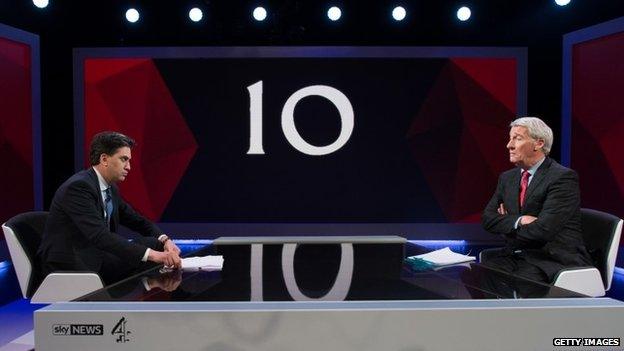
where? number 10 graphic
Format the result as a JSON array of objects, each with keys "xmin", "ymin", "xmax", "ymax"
[{"xmin": 246, "ymin": 81, "xmax": 355, "ymax": 156}]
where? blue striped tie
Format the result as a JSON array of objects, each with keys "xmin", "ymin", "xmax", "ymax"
[{"xmin": 105, "ymin": 187, "xmax": 113, "ymax": 224}]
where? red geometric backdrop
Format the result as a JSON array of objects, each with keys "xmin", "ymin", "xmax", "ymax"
[
  {"xmin": 407, "ymin": 58, "xmax": 517, "ymax": 222},
  {"xmin": 0, "ymin": 37, "xmax": 33, "ymax": 224},
  {"xmin": 571, "ymin": 31, "xmax": 624, "ymax": 224},
  {"xmin": 84, "ymin": 58, "xmax": 198, "ymax": 221}
]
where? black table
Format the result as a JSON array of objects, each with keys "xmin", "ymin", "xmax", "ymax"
[{"xmin": 79, "ymin": 237, "xmax": 585, "ymax": 301}]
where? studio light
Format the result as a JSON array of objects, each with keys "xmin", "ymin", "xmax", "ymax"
[
  {"xmin": 456, "ymin": 6, "xmax": 471, "ymax": 22},
  {"xmin": 392, "ymin": 6, "xmax": 406, "ymax": 21},
  {"xmin": 32, "ymin": 0, "xmax": 49, "ymax": 9},
  {"xmin": 125, "ymin": 8, "xmax": 140, "ymax": 23},
  {"xmin": 555, "ymin": 0, "xmax": 571, "ymax": 6},
  {"xmin": 253, "ymin": 7, "xmax": 267, "ymax": 21},
  {"xmin": 189, "ymin": 7, "xmax": 203, "ymax": 22},
  {"xmin": 327, "ymin": 6, "xmax": 342, "ymax": 21}
]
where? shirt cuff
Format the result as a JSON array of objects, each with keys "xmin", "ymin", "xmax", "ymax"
[
  {"xmin": 158, "ymin": 234, "xmax": 167, "ymax": 242},
  {"xmin": 141, "ymin": 276, "xmax": 151, "ymax": 291},
  {"xmin": 514, "ymin": 216, "xmax": 522, "ymax": 229},
  {"xmin": 142, "ymin": 248, "xmax": 150, "ymax": 262}
]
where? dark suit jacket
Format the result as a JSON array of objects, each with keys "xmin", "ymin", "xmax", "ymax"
[
  {"xmin": 482, "ymin": 157, "xmax": 592, "ymax": 279},
  {"xmin": 38, "ymin": 168, "xmax": 162, "ymax": 273}
]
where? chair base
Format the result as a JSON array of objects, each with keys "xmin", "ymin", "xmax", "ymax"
[
  {"xmin": 31, "ymin": 273, "xmax": 104, "ymax": 303},
  {"xmin": 553, "ymin": 268, "xmax": 605, "ymax": 297}
]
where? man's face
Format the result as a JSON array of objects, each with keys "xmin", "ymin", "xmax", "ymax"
[
  {"xmin": 101, "ymin": 146, "xmax": 131, "ymax": 183},
  {"xmin": 506, "ymin": 126, "xmax": 544, "ymax": 168}
]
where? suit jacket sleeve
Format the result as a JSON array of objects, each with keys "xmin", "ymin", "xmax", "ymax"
[
  {"xmin": 117, "ymin": 198, "xmax": 162, "ymax": 238},
  {"xmin": 61, "ymin": 180, "xmax": 148, "ymax": 261},
  {"xmin": 482, "ymin": 174, "xmax": 521, "ymax": 235},
  {"xmin": 515, "ymin": 169, "xmax": 580, "ymax": 244}
]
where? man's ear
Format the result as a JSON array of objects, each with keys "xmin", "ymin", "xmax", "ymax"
[
  {"xmin": 100, "ymin": 153, "xmax": 108, "ymax": 166},
  {"xmin": 534, "ymin": 139, "xmax": 545, "ymax": 151}
]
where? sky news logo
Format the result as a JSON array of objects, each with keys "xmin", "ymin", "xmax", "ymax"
[
  {"xmin": 553, "ymin": 338, "xmax": 620, "ymax": 347},
  {"xmin": 52, "ymin": 324, "xmax": 104, "ymax": 336}
]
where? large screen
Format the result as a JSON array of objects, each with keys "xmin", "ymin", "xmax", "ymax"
[{"xmin": 74, "ymin": 47, "xmax": 526, "ymax": 238}]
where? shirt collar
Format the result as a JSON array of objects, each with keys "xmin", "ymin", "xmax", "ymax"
[
  {"xmin": 522, "ymin": 156, "xmax": 546, "ymax": 176},
  {"xmin": 92, "ymin": 167, "xmax": 110, "ymax": 192}
]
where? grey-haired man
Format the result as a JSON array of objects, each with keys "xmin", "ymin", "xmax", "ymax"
[{"xmin": 482, "ymin": 117, "xmax": 591, "ymax": 283}]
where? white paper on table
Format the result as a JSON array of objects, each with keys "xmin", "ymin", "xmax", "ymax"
[
  {"xmin": 181, "ymin": 255, "xmax": 224, "ymax": 271},
  {"xmin": 410, "ymin": 247, "xmax": 475, "ymax": 266}
]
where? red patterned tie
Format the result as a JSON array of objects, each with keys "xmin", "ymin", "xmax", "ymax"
[{"xmin": 519, "ymin": 170, "xmax": 530, "ymax": 208}]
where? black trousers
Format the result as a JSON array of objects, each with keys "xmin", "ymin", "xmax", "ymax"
[
  {"xmin": 41, "ymin": 236, "xmax": 163, "ymax": 286},
  {"xmin": 483, "ymin": 254, "xmax": 549, "ymax": 283},
  {"xmin": 472, "ymin": 253, "xmax": 554, "ymax": 298}
]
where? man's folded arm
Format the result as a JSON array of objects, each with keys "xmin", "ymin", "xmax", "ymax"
[
  {"xmin": 515, "ymin": 170, "xmax": 579, "ymax": 243},
  {"xmin": 482, "ymin": 176, "xmax": 519, "ymax": 235}
]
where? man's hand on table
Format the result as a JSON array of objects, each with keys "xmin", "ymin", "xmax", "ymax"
[
  {"xmin": 163, "ymin": 239, "xmax": 181, "ymax": 256},
  {"xmin": 148, "ymin": 249, "xmax": 182, "ymax": 269}
]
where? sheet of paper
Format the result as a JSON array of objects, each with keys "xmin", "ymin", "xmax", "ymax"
[
  {"xmin": 411, "ymin": 247, "xmax": 475, "ymax": 266},
  {"xmin": 181, "ymin": 255, "xmax": 224, "ymax": 271}
]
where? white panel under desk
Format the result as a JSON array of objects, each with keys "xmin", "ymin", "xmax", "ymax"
[{"xmin": 36, "ymin": 298, "xmax": 624, "ymax": 351}]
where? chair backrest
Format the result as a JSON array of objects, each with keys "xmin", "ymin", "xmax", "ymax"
[
  {"xmin": 2, "ymin": 211, "xmax": 48, "ymax": 298},
  {"xmin": 581, "ymin": 208, "xmax": 623, "ymax": 291}
]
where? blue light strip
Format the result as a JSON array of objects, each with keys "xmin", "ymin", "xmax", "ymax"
[
  {"xmin": 408, "ymin": 240, "xmax": 470, "ymax": 254},
  {"xmin": 614, "ymin": 267, "xmax": 624, "ymax": 276},
  {"xmin": 173, "ymin": 239, "xmax": 213, "ymax": 245},
  {"xmin": 0, "ymin": 260, "xmax": 11, "ymax": 270},
  {"xmin": 409, "ymin": 240, "xmax": 467, "ymax": 246}
]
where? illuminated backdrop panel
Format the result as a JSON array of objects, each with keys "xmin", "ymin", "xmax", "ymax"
[
  {"xmin": 564, "ymin": 18, "xmax": 624, "ymax": 221},
  {"xmin": 0, "ymin": 24, "xmax": 41, "ymax": 224},
  {"xmin": 563, "ymin": 16, "xmax": 624, "ymax": 250},
  {"xmin": 75, "ymin": 47, "xmax": 526, "ymax": 238}
]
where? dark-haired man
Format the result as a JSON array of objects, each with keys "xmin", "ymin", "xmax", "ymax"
[{"xmin": 38, "ymin": 131, "xmax": 181, "ymax": 284}]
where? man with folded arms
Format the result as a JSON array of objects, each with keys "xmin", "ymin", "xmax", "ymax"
[
  {"xmin": 482, "ymin": 117, "xmax": 591, "ymax": 283},
  {"xmin": 38, "ymin": 131, "xmax": 181, "ymax": 284}
]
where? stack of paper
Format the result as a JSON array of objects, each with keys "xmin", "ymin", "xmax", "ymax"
[
  {"xmin": 409, "ymin": 247, "xmax": 475, "ymax": 267},
  {"xmin": 181, "ymin": 255, "xmax": 224, "ymax": 272}
]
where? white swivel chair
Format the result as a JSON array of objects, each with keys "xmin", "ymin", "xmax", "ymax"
[
  {"xmin": 479, "ymin": 208, "xmax": 622, "ymax": 297},
  {"xmin": 2, "ymin": 211, "xmax": 104, "ymax": 303},
  {"xmin": 552, "ymin": 208, "xmax": 622, "ymax": 297}
]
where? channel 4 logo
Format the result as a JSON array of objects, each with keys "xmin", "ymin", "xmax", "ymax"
[
  {"xmin": 53, "ymin": 324, "xmax": 104, "ymax": 336},
  {"xmin": 112, "ymin": 317, "xmax": 131, "ymax": 343}
]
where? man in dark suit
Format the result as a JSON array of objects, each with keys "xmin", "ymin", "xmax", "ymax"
[
  {"xmin": 482, "ymin": 117, "xmax": 591, "ymax": 283},
  {"xmin": 38, "ymin": 131, "xmax": 182, "ymax": 284}
]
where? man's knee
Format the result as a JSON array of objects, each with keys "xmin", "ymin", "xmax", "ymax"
[{"xmin": 483, "ymin": 255, "xmax": 516, "ymax": 273}]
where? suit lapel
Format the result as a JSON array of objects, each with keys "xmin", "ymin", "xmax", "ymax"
[
  {"xmin": 86, "ymin": 168, "xmax": 106, "ymax": 221},
  {"xmin": 523, "ymin": 157, "xmax": 551, "ymax": 206},
  {"xmin": 507, "ymin": 170, "xmax": 521, "ymax": 214}
]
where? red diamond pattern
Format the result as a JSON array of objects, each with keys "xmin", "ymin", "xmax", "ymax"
[{"xmin": 84, "ymin": 58, "xmax": 198, "ymax": 221}]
